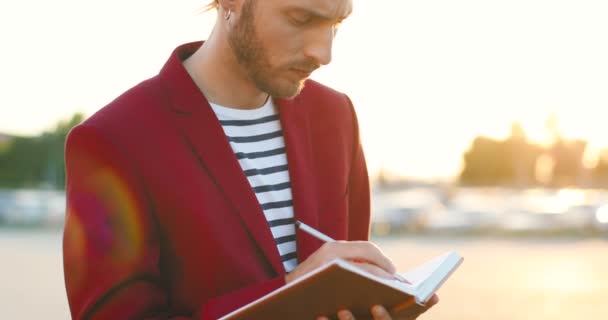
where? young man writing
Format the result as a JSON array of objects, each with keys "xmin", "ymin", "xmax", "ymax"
[{"xmin": 63, "ymin": 1, "xmax": 438, "ymax": 319}]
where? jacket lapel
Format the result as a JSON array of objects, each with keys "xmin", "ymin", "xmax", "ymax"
[
  {"xmin": 158, "ymin": 43, "xmax": 284, "ymax": 275},
  {"xmin": 158, "ymin": 42, "xmax": 322, "ymax": 274},
  {"xmin": 276, "ymin": 96, "xmax": 321, "ymax": 263}
]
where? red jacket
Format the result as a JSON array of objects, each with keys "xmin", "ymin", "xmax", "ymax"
[{"xmin": 63, "ymin": 42, "xmax": 371, "ymax": 319}]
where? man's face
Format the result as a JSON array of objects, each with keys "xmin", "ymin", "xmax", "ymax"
[{"xmin": 228, "ymin": 0, "xmax": 352, "ymax": 98}]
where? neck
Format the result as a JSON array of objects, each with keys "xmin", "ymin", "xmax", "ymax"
[{"xmin": 183, "ymin": 26, "xmax": 269, "ymax": 110}]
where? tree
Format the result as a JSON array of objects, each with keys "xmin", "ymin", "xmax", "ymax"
[
  {"xmin": 0, "ymin": 113, "xmax": 84, "ymax": 189},
  {"xmin": 460, "ymin": 122, "xmax": 541, "ymax": 186},
  {"xmin": 593, "ymin": 149, "xmax": 608, "ymax": 187}
]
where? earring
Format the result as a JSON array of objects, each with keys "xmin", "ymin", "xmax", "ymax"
[{"xmin": 224, "ymin": 8, "xmax": 232, "ymax": 20}]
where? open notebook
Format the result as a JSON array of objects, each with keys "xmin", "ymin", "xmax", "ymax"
[{"xmin": 219, "ymin": 251, "xmax": 463, "ymax": 320}]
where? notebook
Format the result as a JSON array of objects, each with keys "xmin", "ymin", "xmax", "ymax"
[{"xmin": 219, "ymin": 251, "xmax": 463, "ymax": 320}]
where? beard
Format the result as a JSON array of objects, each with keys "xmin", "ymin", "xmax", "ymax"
[{"xmin": 227, "ymin": 0, "xmax": 314, "ymax": 98}]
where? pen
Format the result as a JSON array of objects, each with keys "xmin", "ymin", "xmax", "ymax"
[{"xmin": 295, "ymin": 220, "xmax": 408, "ymax": 283}]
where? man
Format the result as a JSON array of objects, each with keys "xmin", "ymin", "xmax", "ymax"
[{"xmin": 63, "ymin": 0, "xmax": 438, "ymax": 319}]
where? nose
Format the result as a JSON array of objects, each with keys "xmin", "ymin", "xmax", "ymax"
[{"xmin": 304, "ymin": 28, "xmax": 334, "ymax": 66}]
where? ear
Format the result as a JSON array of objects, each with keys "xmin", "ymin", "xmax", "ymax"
[
  {"xmin": 217, "ymin": 0, "xmax": 245, "ymax": 14},
  {"xmin": 218, "ymin": 0, "xmax": 250, "ymax": 23}
]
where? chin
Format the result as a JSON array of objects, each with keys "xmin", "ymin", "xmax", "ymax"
[
  {"xmin": 280, "ymin": 83, "xmax": 306, "ymax": 98},
  {"xmin": 260, "ymin": 79, "xmax": 307, "ymax": 99}
]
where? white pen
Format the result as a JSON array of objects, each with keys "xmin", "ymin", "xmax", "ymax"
[{"xmin": 295, "ymin": 220, "xmax": 408, "ymax": 283}]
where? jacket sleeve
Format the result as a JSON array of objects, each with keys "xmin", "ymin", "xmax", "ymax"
[
  {"xmin": 343, "ymin": 95, "xmax": 372, "ymax": 242},
  {"xmin": 63, "ymin": 124, "xmax": 285, "ymax": 320}
]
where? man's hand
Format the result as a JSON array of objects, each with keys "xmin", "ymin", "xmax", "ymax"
[
  {"xmin": 285, "ymin": 241, "xmax": 439, "ymax": 320},
  {"xmin": 285, "ymin": 241, "xmax": 397, "ymax": 284},
  {"xmin": 316, "ymin": 294, "xmax": 440, "ymax": 320}
]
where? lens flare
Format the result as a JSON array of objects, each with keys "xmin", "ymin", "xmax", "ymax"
[{"xmin": 64, "ymin": 146, "xmax": 149, "ymax": 298}]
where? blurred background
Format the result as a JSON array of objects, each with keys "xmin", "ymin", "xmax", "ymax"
[{"xmin": 1, "ymin": 0, "xmax": 607, "ymax": 319}]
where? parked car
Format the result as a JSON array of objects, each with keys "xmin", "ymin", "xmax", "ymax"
[
  {"xmin": 371, "ymin": 187, "xmax": 443, "ymax": 235},
  {"xmin": 0, "ymin": 189, "xmax": 66, "ymax": 226},
  {"xmin": 372, "ymin": 206, "xmax": 431, "ymax": 235},
  {"xmin": 425, "ymin": 207, "xmax": 501, "ymax": 233},
  {"xmin": 593, "ymin": 204, "xmax": 608, "ymax": 232}
]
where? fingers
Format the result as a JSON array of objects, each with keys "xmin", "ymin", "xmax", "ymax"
[
  {"xmin": 288, "ymin": 240, "xmax": 396, "ymax": 285},
  {"xmin": 321, "ymin": 241, "xmax": 396, "ymax": 274},
  {"xmin": 348, "ymin": 241, "xmax": 396, "ymax": 274},
  {"xmin": 396, "ymin": 305, "xmax": 428, "ymax": 319},
  {"xmin": 371, "ymin": 305, "xmax": 393, "ymax": 320},
  {"xmin": 337, "ymin": 309, "xmax": 355, "ymax": 320},
  {"xmin": 323, "ymin": 295, "xmax": 440, "ymax": 320},
  {"xmin": 351, "ymin": 261, "xmax": 395, "ymax": 280},
  {"xmin": 388, "ymin": 293, "xmax": 439, "ymax": 319},
  {"xmin": 426, "ymin": 294, "xmax": 439, "ymax": 307}
]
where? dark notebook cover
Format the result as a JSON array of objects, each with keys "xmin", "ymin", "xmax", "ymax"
[{"xmin": 220, "ymin": 252, "xmax": 463, "ymax": 320}]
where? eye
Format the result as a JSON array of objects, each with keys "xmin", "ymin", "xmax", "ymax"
[{"xmin": 289, "ymin": 13, "xmax": 313, "ymax": 26}]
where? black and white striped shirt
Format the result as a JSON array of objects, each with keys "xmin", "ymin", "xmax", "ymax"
[{"xmin": 209, "ymin": 98, "xmax": 298, "ymax": 272}]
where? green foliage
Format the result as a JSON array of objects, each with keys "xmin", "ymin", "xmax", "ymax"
[{"xmin": 0, "ymin": 113, "xmax": 84, "ymax": 189}]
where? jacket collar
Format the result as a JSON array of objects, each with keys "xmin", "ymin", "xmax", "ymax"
[{"xmin": 158, "ymin": 42, "xmax": 321, "ymax": 275}]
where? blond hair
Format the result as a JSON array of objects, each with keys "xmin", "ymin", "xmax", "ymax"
[{"xmin": 206, "ymin": 0, "xmax": 219, "ymax": 10}]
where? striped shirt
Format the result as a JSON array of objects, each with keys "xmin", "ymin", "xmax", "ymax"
[{"xmin": 209, "ymin": 98, "xmax": 298, "ymax": 272}]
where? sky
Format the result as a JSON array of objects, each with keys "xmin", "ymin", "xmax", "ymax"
[{"xmin": 1, "ymin": 0, "xmax": 607, "ymax": 180}]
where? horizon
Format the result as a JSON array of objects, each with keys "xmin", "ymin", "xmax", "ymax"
[{"xmin": 2, "ymin": 0, "xmax": 607, "ymax": 179}]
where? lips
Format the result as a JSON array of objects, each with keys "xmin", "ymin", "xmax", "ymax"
[{"xmin": 291, "ymin": 68, "xmax": 315, "ymax": 79}]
